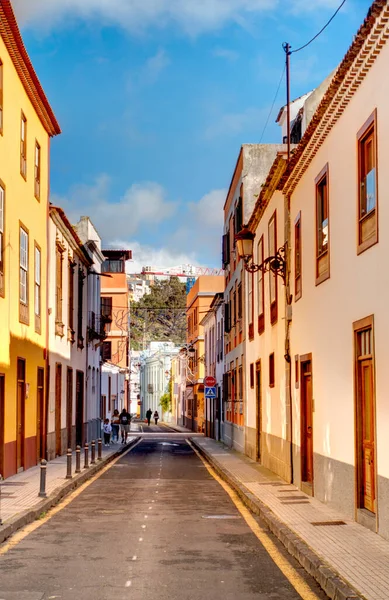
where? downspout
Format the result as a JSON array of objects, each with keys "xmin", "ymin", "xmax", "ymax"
[
  {"xmin": 284, "ymin": 191, "xmax": 293, "ymax": 484},
  {"xmin": 44, "ymin": 138, "xmax": 51, "ymax": 461}
]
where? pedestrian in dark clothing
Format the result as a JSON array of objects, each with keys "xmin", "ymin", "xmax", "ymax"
[
  {"xmin": 154, "ymin": 410, "xmax": 159, "ymax": 426},
  {"xmin": 146, "ymin": 408, "xmax": 152, "ymax": 426},
  {"xmin": 119, "ymin": 408, "xmax": 132, "ymax": 443}
]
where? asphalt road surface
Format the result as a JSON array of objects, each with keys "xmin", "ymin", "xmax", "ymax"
[{"xmin": 0, "ymin": 436, "xmax": 327, "ymax": 600}]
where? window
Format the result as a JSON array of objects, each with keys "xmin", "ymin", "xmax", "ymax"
[
  {"xmin": 222, "ymin": 231, "xmax": 230, "ymax": 267},
  {"xmin": 358, "ymin": 111, "xmax": 378, "ymax": 254},
  {"xmin": 237, "ymin": 283, "xmax": 243, "ymax": 331},
  {"xmin": 101, "ymin": 259, "xmax": 124, "ymax": 273},
  {"xmin": 55, "ymin": 245, "xmax": 64, "ymax": 336},
  {"xmin": 34, "ymin": 142, "xmax": 41, "ymax": 200},
  {"xmin": 77, "ymin": 269, "xmax": 85, "ymax": 348},
  {"xmin": 257, "ymin": 236, "xmax": 264, "ymax": 334},
  {"xmin": 20, "ymin": 227, "xmax": 28, "ymax": 303},
  {"xmin": 238, "ymin": 365, "xmax": 243, "ymax": 400},
  {"xmin": 315, "ymin": 164, "xmax": 330, "ymax": 285},
  {"xmin": 19, "ymin": 226, "xmax": 29, "ymax": 324},
  {"xmin": 268, "ymin": 212, "xmax": 278, "ymax": 324},
  {"xmin": 68, "ymin": 260, "xmax": 75, "ymax": 342},
  {"xmin": 20, "ymin": 112, "xmax": 27, "ymax": 179},
  {"xmin": 295, "ymin": 212, "xmax": 302, "ymax": 300},
  {"xmin": 248, "ymin": 272, "xmax": 254, "ymax": 339},
  {"xmin": 0, "ymin": 61, "xmax": 3, "ymax": 134},
  {"xmin": 102, "ymin": 341, "xmax": 112, "ymax": 361},
  {"xmin": 0, "ymin": 183, "xmax": 4, "ymax": 296},
  {"xmin": 34, "ymin": 245, "xmax": 41, "ymax": 332},
  {"xmin": 101, "ymin": 296, "xmax": 112, "ymax": 319},
  {"xmin": 250, "ymin": 363, "xmax": 254, "ymax": 388},
  {"xmin": 269, "ymin": 353, "xmax": 275, "ymax": 388}
]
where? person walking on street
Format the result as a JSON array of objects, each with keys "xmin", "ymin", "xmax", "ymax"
[
  {"xmin": 154, "ymin": 410, "xmax": 159, "ymax": 426},
  {"xmin": 103, "ymin": 419, "xmax": 112, "ymax": 446},
  {"xmin": 146, "ymin": 408, "xmax": 152, "ymax": 426},
  {"xmin": 119, "ymin": 408, "xmax": 132, "ymax": 444},
  {"xmin": 111, "ymin": 409, "xmax": 120, "ymax": 443}
]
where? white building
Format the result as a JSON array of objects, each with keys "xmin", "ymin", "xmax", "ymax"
[
  {"xmin": 47, "ymin": 207, "xmax": 91, "ymax": 458},
  {"xmin": 75, "ymin": 216, "xmax": 105, "ymax": 442},
  {"xmin": 140, "ymin": 342, "xmax": 179, "ymax": 422},
  {"xmin": 101, "ymin": 362, "xmax": 126, "ymax": 420}
]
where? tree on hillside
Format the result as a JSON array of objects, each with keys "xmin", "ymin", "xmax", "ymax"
[{"xmin": 130, "ymin": 277, "xmax": 186, "ymax": 349}]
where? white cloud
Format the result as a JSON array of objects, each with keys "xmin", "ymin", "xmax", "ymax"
[
  {"xmin": 213, "ymin": 48, "xmax": 239, "ymax": 62},
  {"xmin": 110, "ymin": 240, "xmax": 200, "ymax": 274},
  {"xmin": 12, "ymin": 0, "xmax": 336, "ymax": 35},
  {"xmin": 142, "ymin": 48, "xmax": 171, "ymax": 84},
  {"xmin": 52, "ymin": 177, "xmax": 225, "ymax": 268},
  {"xmin": 52, "ymin": 176, "xmax": 177, "ymax": 243}
]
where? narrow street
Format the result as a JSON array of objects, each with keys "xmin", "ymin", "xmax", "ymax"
[{"xmin": 0, "ymin": 436, "xmax": 326, "ymax": 600}]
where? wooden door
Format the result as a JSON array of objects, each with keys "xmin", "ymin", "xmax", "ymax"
[
  {"xmin": 360, "ymin": 359, "xmax": 375, "ymax": 512},
  {"xmin": 255, "ymin": 362, "xmax": 261, "ymax": 461},
  {"xmin": 36, "ymin": 368, "xmax": 45, "ymax": 462},
  {"xmin": 301, "ymin": 360, "xmax": 313, "ymax": 485},
  {"xmin": 16, "ymin": 359, "xmax": 26, "ymax": 471},
  {"xmin": 66, "ymin": 368, "xmax": 73, "ymax": 449},
  {"xmin": 76, "ymin": 371, "xmax": 84, "ymax": 447},
  {"xmin": 0, "ymin": 374, "xmax": 4, "ymax": 476},
  {"xmin": 55, "ymin": 364, "xmax": 62, "ymax": 456}
]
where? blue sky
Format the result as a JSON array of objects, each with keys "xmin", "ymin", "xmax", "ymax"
[{"xmin": 14, "ymin": 0, "xmax": 371, "ymax": 272}]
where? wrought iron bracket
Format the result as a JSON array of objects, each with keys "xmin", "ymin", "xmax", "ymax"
[{"xmin": 243, "ymin": 243, "xmax": 287, "ymax": 285}]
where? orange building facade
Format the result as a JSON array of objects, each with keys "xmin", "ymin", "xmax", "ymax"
[
  {"xmin": 100, "ymin": 250, "xmax": 132, "ymax": 409},
  {"xmin": 184, "ymin": 276, "xmax": 224, "ymax": 432}
]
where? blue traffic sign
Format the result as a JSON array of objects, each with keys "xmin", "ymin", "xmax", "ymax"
[{"xmin": 205, "ymin": 386, "xmax": 217, "ymax": 398}]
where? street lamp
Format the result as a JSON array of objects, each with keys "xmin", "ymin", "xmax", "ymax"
[{"xmin": 235, "ymin": 227, "xmax": 287, "ymax": 284}]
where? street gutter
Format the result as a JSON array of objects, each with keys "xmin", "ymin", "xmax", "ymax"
[{"xmin": 190, "ymin": 437, "xmax": 364, "ymax": 600}]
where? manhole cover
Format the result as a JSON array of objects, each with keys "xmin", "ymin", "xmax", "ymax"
[{"xmin": 202, "ymin": 515, "xmax": 241, "ymax": 520}]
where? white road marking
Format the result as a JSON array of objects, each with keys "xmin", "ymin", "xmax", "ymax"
[
  {"xmin": 141, "ymin": 525, "xmax": 146, "ymax": 529},
  {"xmin": 125, "ymin": 581, "xmax": 132, "ymax": 587},
  {"xmin": 139, "ymin": 537, "xmax": 143, "ymax": 542},
  {"xmin": 132, "ymin": 556, "xmax": 137, "ymax": 561}
]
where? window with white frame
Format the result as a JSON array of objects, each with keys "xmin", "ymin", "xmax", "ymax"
[
  {"xmin": 35, "ymin": 246, "xmax": 41, "ymax": 316},
  {"xmin": 20, "ymin": 227, "xmax": 28, "ymax": 304}
]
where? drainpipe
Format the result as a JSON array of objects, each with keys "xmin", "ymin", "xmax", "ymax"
[
  {"xmin": 44, "ymin": 138, "xmax": 51, "ymax": 461},
  {"xmin": 284, "ymin": 192, "xmax": 293, "ymax": 484}
]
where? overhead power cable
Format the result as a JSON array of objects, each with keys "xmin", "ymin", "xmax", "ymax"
[
  {"xmin": 259, "ymin": 65, "xmax": 286, "ymax": 144},
  {"xmin": 290, "ymin": 0, "xmax": 347, "ymax": 54}
]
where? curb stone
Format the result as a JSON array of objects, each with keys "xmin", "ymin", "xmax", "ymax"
[
  {"xmin": 0, "ymin": 437, "xmax": 140, "ymax": 546},
  {"xmin": 191, "ymin": 438, "xmax": 364, "ymax": 600}
]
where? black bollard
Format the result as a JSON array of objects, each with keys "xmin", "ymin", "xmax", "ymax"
[
  {"xmin": 66, "ymin": 448, "xmax": 72, "ymax": 479},
  {"xmin": 39, "ymin": 460, "xmax": 47, "ymax": 498},
  {"xmin": 84, "ymin": 443, "xmax": 89, "ymax": 469},
  {"xmin": 91, "ymin": 440, "xmax": 96, "ymax": 465},
  {"xmin": 97, "ymin": 438, "xmax": 102, "ymax": 461},
  {"xmin": 75, "ymin": 445, "xmax": 81, "ymax": 473}
]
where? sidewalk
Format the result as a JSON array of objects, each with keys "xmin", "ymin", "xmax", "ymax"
[
  {"xmin": 0, "ymin": 435, "xmax": 139, "ymax": 543},
  {"xmin": 191, "ymin": 437, "xmax": 389, "ymax": 600}
]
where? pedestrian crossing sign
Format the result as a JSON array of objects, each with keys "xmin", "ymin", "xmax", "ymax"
[{"xmin": 205, "ymin": 386, "xmax": 217, "ymax": 398}]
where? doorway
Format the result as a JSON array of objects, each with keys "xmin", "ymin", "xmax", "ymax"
[
  {"xmin": 76, "ymin": 371, "xmax": 84, "ymax": 447},
  {"xmin": 300, "ymin": 355, "xmax": 313, "ymax": 493},
  {"xmin": 0, "ymin": 374, "xmax": 4, "ymax": 476},
  {"xmin": 16, "ymin": 359, "xmax": 26, "ymax": 471},
  {"xmin": 255, "ymin": 361, "xmax": 261, "ymax": 462},
  {"xmin": 55, "ymin": 364, "xmax": 62, "ymax": 456},
  {"xmin": 36, "ymin": 368, "xmax": 45, "ymax": 463},
  {"xmin": 66, "ymin": 368, "xmax": 73, "ymax": 449},
  {"xmin": 355, "ymin": 321, "xmax": 376, "ymax": 515}
]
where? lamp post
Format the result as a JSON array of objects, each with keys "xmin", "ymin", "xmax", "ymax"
[{"xmin": 235, "ymin": 227, "xmax": 287, "ymax": 284}]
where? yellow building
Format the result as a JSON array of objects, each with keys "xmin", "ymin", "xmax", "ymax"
[{"xmin": 0, "ymin": 2, "xmax": 61, "ymax": 478}]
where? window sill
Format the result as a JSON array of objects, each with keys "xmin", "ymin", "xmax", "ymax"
[
  {"xmin": 357, "ymin": 234, "xmax": 378, "ymax": 255},
  {"xmin": 315, "ymin": 271, "xmax": 330, "ymax": 286}
]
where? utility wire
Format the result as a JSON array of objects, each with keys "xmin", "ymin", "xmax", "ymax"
[
  {"xmin": 259, "ymin": 65, "xmax": 286, "ymax": 144},
  {"xmin": 290, "ymin": 0, "xmax": 347, "ymax": 54}
]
